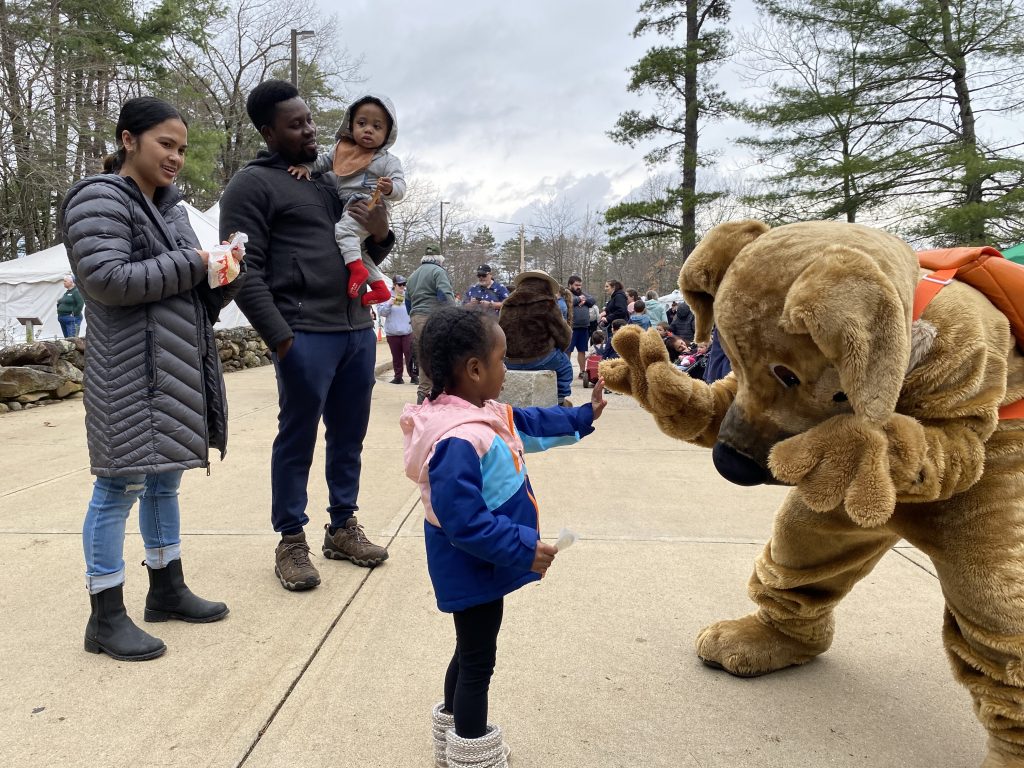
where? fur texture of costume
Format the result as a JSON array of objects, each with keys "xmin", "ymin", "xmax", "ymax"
[
  {"xmin": 600, "ymin": 220, "xmax": 1024, "ymax": 766},
  {"xmin": 498, "ymin": 276, "xmax": 571, "ymax": 361}
]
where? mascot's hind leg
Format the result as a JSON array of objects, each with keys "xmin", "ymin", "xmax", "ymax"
[
  {"xmin": 900, "ymin": 436, "xmax": 1024, "ymax": 767},
  {"xmin": 697, "ymin": 495, "xmax": 898, "ymax": 677}
]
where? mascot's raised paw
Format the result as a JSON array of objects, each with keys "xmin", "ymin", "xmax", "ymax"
[
  {"xmin": 598, "ymin": 326, "xmax": 716, "ymax": 441},
  {"xmin": 695, "ymin": 614, "xmax": 832, "ymax": 678},
  {"xmin": 597, "ymin": 325, "xmax": 659, "ymax": 399}
]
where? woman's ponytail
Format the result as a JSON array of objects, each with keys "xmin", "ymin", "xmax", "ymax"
[{"xmin": 102, "ymin": 148, "xmax": 126, "ymax": 174}]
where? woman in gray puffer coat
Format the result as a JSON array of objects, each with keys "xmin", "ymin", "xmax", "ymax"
[{"xmin": 61, "ymin": 97, "xmax": 242, "ymax": 662}]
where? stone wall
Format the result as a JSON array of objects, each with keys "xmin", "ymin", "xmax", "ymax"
[
  {"xmin": 214, "ymin": 327, "xmax": 272, "ymax": 372},
  {"xmin": 0, "ymin": 328, "xmax": 270, "ymax": 414}
]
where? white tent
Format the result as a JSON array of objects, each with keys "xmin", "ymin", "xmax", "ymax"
[
  {"xmin": 0, "ymin": 202, "xmax": 248, "ymax": 343},
  {"xmin": 658, "ymin": 289, "xmax": 685, "ymax": 304}
]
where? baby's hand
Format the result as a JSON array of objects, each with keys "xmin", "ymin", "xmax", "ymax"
[
  {"xmin": 288, "ymin": 165, "xmax": 311, "ymax": 180},
  {"xmin": 378, "ymin": 176, "xmax": 393, "ymax": 195},
  {"xmin": 531, "ymin": 541, "xmax": 557, "ymax": 576},
  {"xmin": 591, "ymin": 377, "xmax": 608, "ymax": 420}
]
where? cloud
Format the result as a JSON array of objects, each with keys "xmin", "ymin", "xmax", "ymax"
[
  {"xmin": 318, "ymin": 0, "xmax": 800, "ymax": 244},
  {"xmin": 326, "ymin": 0, "xmax": 662, "ymax": 225}
]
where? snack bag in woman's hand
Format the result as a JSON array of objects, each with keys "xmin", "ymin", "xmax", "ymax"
[{"xmin": 207, "ymin": 232, "xmax": 247, "ymax": 288}]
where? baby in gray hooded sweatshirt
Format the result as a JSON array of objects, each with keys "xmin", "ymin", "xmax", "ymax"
[{"xmin": 290, "ymin": 94, "xmax": 406, "ymax": 306}]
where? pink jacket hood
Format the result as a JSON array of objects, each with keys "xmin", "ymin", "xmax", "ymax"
[{"xmin": 400, "ymin": 394, "xmax": 519, "ymax": 485}]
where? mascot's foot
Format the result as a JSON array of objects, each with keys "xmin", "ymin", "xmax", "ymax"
[
  {"xmin": 982, "ymin": 748, "xmax": 1024, "ymax": 768},
  {"xmin": 695, "ymin": 613, "xmax": 831, "ymax": 678}
]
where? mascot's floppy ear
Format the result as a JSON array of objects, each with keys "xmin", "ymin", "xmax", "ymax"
[
  {"xmin": 680, "ymin": 220, "xmax": 770, "ymax": 344},
  {"xmin": 780, "ymin": 245, "xmax": 910, "ymax": 423}
]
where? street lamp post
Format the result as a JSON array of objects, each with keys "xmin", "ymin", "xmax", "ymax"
[
  {"xmin": 290, "ymin": 29, "xmax": 315, "ymax": 87},
  {"xmin": 439, "ymin": 200, "xmax": 450, "ymax": 254}
]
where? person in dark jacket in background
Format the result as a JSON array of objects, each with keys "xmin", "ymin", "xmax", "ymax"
[
  {"xmin": 566, "ymin": 274, "xmax": 595, "ymax": 377},
  {"xmin": 601, "ymin": 279, "xmax": 629, "ymax": 331},
  {"xmin": 62, "ymin": 97, "xmax": 238, "ymax": 662},
  {"xmin": 670, "ymin": 300, "xmax": 696, "ymax": 344},
  {"xmin": 56, "ymin": 274, "xmax": 85, "ymax": 337},
  {"xmin": 703, "ymin": 326, "xmax": 733, "ymax": 384},
  {"xmin": 220, "ymin": 80, "xmax": 394, "ymax": 593}
]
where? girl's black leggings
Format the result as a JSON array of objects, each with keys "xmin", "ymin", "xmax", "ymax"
[{"xmin": 444, "ymin": 597, "xmax": 504, "ymax": 738}]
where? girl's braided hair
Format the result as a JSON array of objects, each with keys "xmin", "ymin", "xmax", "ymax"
[{"xmin": 420, "ymin": 305, "xmax": 499, "ymax": 401}]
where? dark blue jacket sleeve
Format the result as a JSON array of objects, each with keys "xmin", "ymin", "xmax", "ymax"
[
  {"xmin": 428, "ymin": 438, "xmax": 538, "ymax": 570},
  {"xmin": 704, "ymin": 327, "xmax": 733, "ymax": 383},
  {"xmin": 512, "ymin": 403, "xmax": 595, "ymax": 453}
]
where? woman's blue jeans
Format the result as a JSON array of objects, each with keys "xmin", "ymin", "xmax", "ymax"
[
  {"xmin": 506, "ymin": 348, "xmax": 574, "ymax": 400},
  {"xmin": 82, "ymin": 470, "xmax": 184, "ymax": 594}
]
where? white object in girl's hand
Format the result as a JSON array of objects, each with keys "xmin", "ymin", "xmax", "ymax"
[
  {"xmin": 207, "ymin": 232, "xmax": 248, "ymax": 288},
  {"xmin": 555, "ymin": 528, "xmax": 579, "ymax": 552}
]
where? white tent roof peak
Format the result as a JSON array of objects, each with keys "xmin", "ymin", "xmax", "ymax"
[{"xmin": 0, "ymin": 200, "xmax": 248, "ymax": 342}]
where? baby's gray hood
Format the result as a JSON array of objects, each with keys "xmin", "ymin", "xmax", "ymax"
[{"xmin": 337, "ymin": 93, "xmax": 398, "ymax": 153}]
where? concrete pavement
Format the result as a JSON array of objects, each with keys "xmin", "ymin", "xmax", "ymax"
[{"xmin": 0, "ymin": 343, "xmax": 987, "ymax": 766}]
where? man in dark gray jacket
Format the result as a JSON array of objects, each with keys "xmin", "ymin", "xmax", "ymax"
[
  {"xmin": 566, "ymin": 275, "xmax": 595, "ymax": 376},
  {"xmin": 220, "ymin": 80, "xmax": 395, "ymax": 591}
]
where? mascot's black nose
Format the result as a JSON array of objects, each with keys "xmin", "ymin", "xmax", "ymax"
[{"xmin": 713, "ymin": 442, "xmax": 773, "ymax": 486}]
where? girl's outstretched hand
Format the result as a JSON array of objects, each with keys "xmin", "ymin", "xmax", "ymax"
[
  {"xmin": 531, "ymin": 541, "xmax": 557, "ymax": 576},
  {"xmin": 591, "ymin": 377, "xmax": 608, "ymax": 420}
]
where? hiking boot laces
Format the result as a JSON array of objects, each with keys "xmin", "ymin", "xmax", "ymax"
[
  {"xmin": 282, "ymin": 541, "xmax": 314, "ymax": 569},
  {"xmin": 347, "ymin": 522, "xmax": 371, "ymax": 546}
]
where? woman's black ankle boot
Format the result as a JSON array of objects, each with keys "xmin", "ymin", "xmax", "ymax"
[
  {"xmin": 144, "ymin": 559, "xmax": 229, "ymax": 623},
  {"xmin": 85, "ymin": 584, "xmax": 166, "ymax": 661}
]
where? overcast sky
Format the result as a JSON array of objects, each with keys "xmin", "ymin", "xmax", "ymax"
[
  {"xmin": 321, "ymin": 0, "xmax": 758, "ymax": 243},
  {"xmin": 312, "ymin": 1, "xmax": 1024, "ymax": 246}
]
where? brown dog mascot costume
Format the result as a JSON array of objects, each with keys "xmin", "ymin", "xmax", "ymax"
[{"xmin": 600, "ymin": 220, "xmax": 1024, "ymax": 767}]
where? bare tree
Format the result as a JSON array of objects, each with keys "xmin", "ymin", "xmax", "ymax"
[
  {"xmin": 0, "ymin": 0, "xmax": 200, "ymax": 258},
  {"xmin": 164, "ymin": 0, "xmax": 362, "ymax": 194}
]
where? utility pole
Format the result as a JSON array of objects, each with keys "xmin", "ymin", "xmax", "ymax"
[
  {"xmin": 518, "ymin": 224, "xmax": 525, "ymax": 273},
  {"xmin": 440, "ymin": 200, "xmax": 450, "ymax": 254},
  {"xmin": 290, "ymin": 29, "xmax": 315, "ymax": 87}
]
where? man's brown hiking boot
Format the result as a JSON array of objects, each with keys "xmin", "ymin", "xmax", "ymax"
[
  {"xmin": 322, "ymin": 518, "xmax": 389, "ymax": 567},
  {"xmin": 275, "ymin": 532, "xmax": 321, "ymax": 591}
]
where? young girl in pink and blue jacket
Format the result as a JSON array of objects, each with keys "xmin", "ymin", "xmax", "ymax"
[{"xmin": 401, "ymin": 305, "xmax": 606, "ymax": 768}]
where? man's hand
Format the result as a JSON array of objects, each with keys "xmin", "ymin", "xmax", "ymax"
[
  {"xmin": 531, "ymin": 541, "xmax": 557, "ymax": 576},
  {"xmin": 276, "ymin": 337, "xmax": 294, "ymax": 361},
  {"xmin": 591, "ymin": 377, "xmax": 608, "ymax": 420},
  {"xmin": 348, "ymin": 199, "xmax": 390, "ymax": 242},
  {"xmin": 194, "ymin": 248, "xmax": 210, "ymax": 266}
]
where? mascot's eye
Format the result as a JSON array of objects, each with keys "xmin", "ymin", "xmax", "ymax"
[
  {"xmin": 833, "ymin": 391, "xmax": 848, "ymax": 403},
  {"xmin": 771, "ymin": 365, "xmax": 801, "ymax": 388}
]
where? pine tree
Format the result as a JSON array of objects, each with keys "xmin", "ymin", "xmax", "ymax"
[
  {"xmin": 738, "ymin": 0, "xmax": 1024, "ymax": 246},
  {"xmin": 606, "ymin": 0, "xmax": 732, "ymax": 257}
]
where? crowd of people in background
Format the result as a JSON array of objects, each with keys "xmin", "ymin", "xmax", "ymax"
[{"xmin": 371, "ymin": 254, "xmax": 729, "ymax": 396}]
